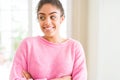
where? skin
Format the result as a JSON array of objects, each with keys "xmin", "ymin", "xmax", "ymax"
[
  {"xmin": 38, "ymin": 3, "xmax": 66, "ymax": 43},
  {"xmin": 22, "ymin": 70, "xmax": 71, "ymax": 80},
  {"xmin": 22, "ymin": 4, "xmax": 71, "ymax": 80}
]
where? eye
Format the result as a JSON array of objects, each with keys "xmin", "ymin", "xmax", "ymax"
[
  {"xmin": 50, "ymin": 16, "xmax": 56, "ymax": 20},
  {"xmin": 39, "ymin": 16, "xmax": 45, "ymax": 21}
]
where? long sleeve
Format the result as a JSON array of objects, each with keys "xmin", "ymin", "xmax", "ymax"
[
  {"xmin": 10, "ymin": 39, "xmax": 48, "ymax": 80},
  {"xmin": 10, "ymin": 39, "xmax": 28, "ymax": 80},
  {"xmin": 72, "ymin": 43, "xmax": 87, "ymax": 80},
  {"xmin": 10, "ymin": 36, "xmax": 87, "ymax": 80},
  {"xmin": 9, "ymin": 39, "xmax": 47, "ymax": 80}
]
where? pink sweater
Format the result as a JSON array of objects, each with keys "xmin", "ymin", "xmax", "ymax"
[{"xmin": 10, "ymin": 36, "xmax": 87, "ymax": 80}]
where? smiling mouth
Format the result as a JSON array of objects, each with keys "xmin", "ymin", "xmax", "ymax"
[{"xmin": 43, "ymin": 26, "xmax": 55, "ymax": 32}]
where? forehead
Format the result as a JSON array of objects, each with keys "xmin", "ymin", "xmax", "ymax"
[{"xmin": 38, "ymin": 4, "xmax": 61, "ymax": 15}]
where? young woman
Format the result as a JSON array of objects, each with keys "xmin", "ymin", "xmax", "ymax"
[{"xmin": 10, "ymin": 0, "xmax": 87, "ymax": 80}]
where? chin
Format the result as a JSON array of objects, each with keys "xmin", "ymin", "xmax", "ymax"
[
  {"xmin": 44, "ymin": 34, "xmax": 55, "ymax": 38},
  {"xmin": 43, "ymin": 31, "xmax": 56, "ymax": 37}
]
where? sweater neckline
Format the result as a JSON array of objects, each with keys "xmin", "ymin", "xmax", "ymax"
[{"xmin": 38, "ymin": 36, "xmax": 71, "ymax": 47}]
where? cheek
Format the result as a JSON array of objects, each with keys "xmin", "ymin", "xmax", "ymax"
[
  {"xmin": 56, "ymin": 21, "xmax": 62, "ymax": 26},
  {"xmin": 39, "ymin": 22, "xmax": 43, "ymax": 27},
  {"xmin": 38, "ymin": 23, "xmax": 43, "ymax": 30},
  {"xmin": 55, "ymin": 20, "xmax": 61, "ymax": 24}
]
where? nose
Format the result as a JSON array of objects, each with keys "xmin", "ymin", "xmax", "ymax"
[{"xmin": 44, "ymin": 17, "xmax": 51, "ymax": 25}]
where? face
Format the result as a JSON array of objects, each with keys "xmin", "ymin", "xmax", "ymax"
[{"xmin": 37, "ymin": 4, "xmax": 64, "ymax": 37}]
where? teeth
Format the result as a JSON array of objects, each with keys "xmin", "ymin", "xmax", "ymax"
[
  {"xmin": 44, "ymin": 27, "xmax": 54, "ymax": 32},
  {"xmin": 45, "ymin": 27, "xmax": 52, "ymax": 30}
]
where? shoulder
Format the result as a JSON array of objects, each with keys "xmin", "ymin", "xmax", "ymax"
[
  {"xmin": 68, "ymin": 38, "xmax": 84, "ymax": 54},
  {"xmin": 22, "ymin": 36, "xmax": 40, "ymax": 42},
  {"xmin": 68, "ymin": 38, "xmax": 83, "ymax": 48},
  {"xmin": 19, "ymin": 36, "xmax": 41, "ymax": 46}
]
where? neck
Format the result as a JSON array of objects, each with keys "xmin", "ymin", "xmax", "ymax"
[{"xmin": 43, "ymin": 35, "xmax": 66, "ymax": 43}]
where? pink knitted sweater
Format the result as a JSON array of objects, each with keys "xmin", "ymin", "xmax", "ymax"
[{"xmin": 10, "ymin": 36, "xmax": 87, "ymax": 80}]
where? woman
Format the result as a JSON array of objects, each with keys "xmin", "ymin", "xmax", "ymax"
[{"xmin": 10, "ymin": 0, "xmax": 87, "ymax": 80}]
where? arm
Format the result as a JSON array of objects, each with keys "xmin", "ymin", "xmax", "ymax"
[
  {"xmin": 10, "ymin": 39, "xmax": 69, "ymax": 80},
  {"xmin": 50, "ymin": 76, "xmax": 71, "ymax": 80},
  {"xmin": 10, "ymin": 39, "xmax": 48, "ymax": 80},
  {"xmin": 22, "ymin": 71, "xmax": 71, "ymax": 80},
  {"xmin": 72, "ymin": 43, "xmax": 87, "ymax": 80},
  {"xmin": 10, "ymin": 39, "xmax": 28, "ymax": 80}
]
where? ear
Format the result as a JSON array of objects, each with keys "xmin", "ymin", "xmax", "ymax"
[{"xmin": 60, "ymin": 16, "xmax": 65, "ymax": 24}]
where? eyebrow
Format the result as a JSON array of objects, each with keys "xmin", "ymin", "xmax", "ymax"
[{"xmin": 38, "ymin": 12, "xmax": 58, "ymax": 15}]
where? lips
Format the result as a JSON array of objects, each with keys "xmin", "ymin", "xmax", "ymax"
[{"xmin": 43, "ymin": 26, "xmax": 55, "ymax": 32}]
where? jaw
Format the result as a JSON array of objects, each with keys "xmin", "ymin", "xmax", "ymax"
[{"xmin": 43, "ymin": 29, "xmax": 61, "ymax": 39}]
